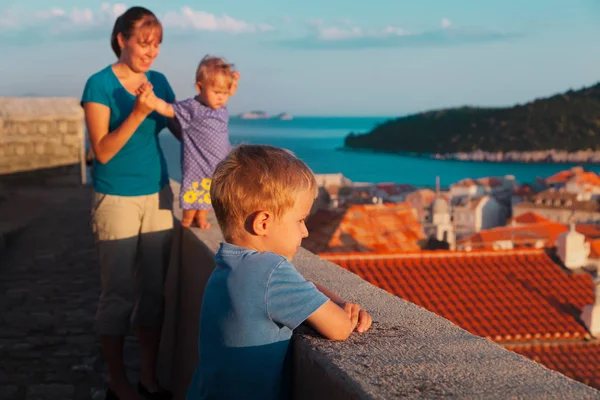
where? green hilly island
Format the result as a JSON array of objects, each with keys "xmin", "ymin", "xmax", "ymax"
[{"xmin": 344, "ymin": 82, "xmax": 600, "ymax": 156}]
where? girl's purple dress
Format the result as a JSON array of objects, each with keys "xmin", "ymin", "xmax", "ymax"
[{"xmin": 172, "ymin": 97, "xmax": 231, "ymax": 210}]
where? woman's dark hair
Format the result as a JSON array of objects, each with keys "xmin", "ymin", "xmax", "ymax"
[{"xmin": 110, "ymin": 6, "xmax": 162, "ymax": 58}]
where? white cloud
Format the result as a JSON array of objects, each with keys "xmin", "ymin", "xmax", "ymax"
[
  {"xmin": 70, "ymin": 8, "xmax": 94, "ymax": 25},
  {"xmin": 34, "ymin": 8, "xmax": 65, "ymax": 19},
  {"xmin": 384, "ymin": 26, "xmax": 408, "ymax": 36},
  {"xmin": 258, "ymin": 23, "xmax": 276, "ymax": 32},
  {"xmin": 286, "ymin": 19, "xmax": 520, "ymax": 50},
  {"xmin": 319, "ymin": 26, "xmax": 362, "ymax": 40},
  {"xmin": 161, "ymin": 7, "xmax": 274, "ymax": 34},
  {"xmin": 100, "ymin": 2, "xmax": 127, "ymax": 19},
  {"xmin": 0, "ymin": 4, "xmax": 274, "ymax": 38},
  {"xmin": 314, "ymin": 24, "xmax": 409, "ymax": 41},
  {"xmin": 0, "ymin": 9, "xmax": 19, "ymax": 29}
]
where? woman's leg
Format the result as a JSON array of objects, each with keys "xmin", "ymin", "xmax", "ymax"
[
  {"xmin": 136, "ymin": 185, "xmax": 175, "ymax": 395},
  {"xmin": 92, "ymin": 192, "xmax": 144, "ymax": 400}
]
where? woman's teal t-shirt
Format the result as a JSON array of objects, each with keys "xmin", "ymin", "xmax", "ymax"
[{"xmin": 81, "ymin": 65, "xmax": 175, "ymax": 196}]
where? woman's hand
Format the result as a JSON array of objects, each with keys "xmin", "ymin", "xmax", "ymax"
[{"xmin": 134, "ymin": 82, "xmax": 156, "ymax": 117}]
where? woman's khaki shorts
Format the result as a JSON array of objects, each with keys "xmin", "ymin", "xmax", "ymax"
[{"xmin": 91, "ymin": 185, "xmax": 174, "ymax": 336}]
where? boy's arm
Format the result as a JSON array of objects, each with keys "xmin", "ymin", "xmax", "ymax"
[
  {"xmin": 154, "ymin": 97, "xmax": 175, "ymax": 118},
  {"xmin": 311, "ymin": 281, "xmax": 373, "ymax": 334},
  {"xmin": 311, "ymin": 281, "xmax": 346, "ymax": 306},
  {"xmin": 305, "ymin": 300, "xmax": 356, "ymax": 341},
  {"xmin": 135, "ymin": 82, "xmax": 175, "ymax": 118}
]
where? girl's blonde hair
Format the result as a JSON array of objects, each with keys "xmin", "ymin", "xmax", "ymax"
[
  {"xmin": 210, "ymin": 144, "xmax": 317, "ymax": 242},
  {"xmin": 195, "ymin": 55, "xmax": 235, "ymax": 87}
]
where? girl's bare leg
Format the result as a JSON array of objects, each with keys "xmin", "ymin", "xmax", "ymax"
[
  {"xmin": 195, "ymin": 210, "xmax": 211, "ymax": 229},
  {"xmin": 181, "ymin": 210, "xmax": 196, "ymax": 228}
]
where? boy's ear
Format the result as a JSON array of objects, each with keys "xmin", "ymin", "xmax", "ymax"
[
  {"xmin": 195, "ymin": 82, "xmax": 203, "ymax": 94},
  {"xmin": 250, "ymin": 211, "xmax": 271, "ymax": 236}
]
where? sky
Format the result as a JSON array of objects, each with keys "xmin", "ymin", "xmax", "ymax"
[{"xmin": 1, "ymin": 0, "xmax": 599, "ymax": 116}]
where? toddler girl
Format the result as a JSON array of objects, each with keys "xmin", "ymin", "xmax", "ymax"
[{"xmin": 138, "ymin": 55, "xmax": 240, "ymax": 228}]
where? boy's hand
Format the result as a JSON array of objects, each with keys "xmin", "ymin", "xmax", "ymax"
[{"xmin": 343, "ymin": 302, "xmax": 372, "ymax": 333}]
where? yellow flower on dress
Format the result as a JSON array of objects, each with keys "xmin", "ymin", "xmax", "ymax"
[
  {"xmin": 183, "ymin": 191, "xmax": 198, "ymax": 204},
  {"xmin": 201, "ymin": 178, "xmax": 212, "ymax": 191},
  {"xmin": 192, "ymin": 181, "xmax": 199, "ymax": 190},
  {"xmin": 204, "ymin": 192, "xmax": 211, "ymax": 205}
]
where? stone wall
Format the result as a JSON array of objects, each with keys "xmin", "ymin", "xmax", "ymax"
[
  {"xmin": 0, "ymin": 97, "xmax": 85, "ymax": 187},
  {"xmin": 158, "ymin": 181, "xmax": 600, "ymax": 400}
]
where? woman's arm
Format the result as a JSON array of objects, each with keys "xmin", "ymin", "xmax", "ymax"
[
  {"xmin": 167, "ymin": 118, "xmax": 182, "ymax": 141},
  {"xmin": 84, "ymin": 89, "xmax": 154, "ymax": 164}
]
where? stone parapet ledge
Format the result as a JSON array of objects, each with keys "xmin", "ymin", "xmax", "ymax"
[
  {"xmin": 0, "ymin": 97, "xmax": 85, "ymax": 185},
  {"xmin": 159, "ymin": 182, "xmax": 600, "ymax": 399}
]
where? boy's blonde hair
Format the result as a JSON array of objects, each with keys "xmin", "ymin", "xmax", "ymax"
[
  {"xmin": 195, "ymin": 55, "xmax": 235, "ymax": 87},
  {"xmin": 210, "ymin": 144, "xmax": 317, "ymax": 242}
]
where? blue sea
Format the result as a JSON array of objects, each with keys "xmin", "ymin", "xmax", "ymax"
[{"xmin": 158, "ymin": 116, "xmax": 600, "ymax": 187}]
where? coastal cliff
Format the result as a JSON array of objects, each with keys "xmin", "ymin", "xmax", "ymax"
[{"xmin": 344, "ymin": 82, "xmax": 600, "ymax": 163}]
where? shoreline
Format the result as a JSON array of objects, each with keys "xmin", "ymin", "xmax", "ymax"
[{"xmin": 338, "ymin": 147, "xmax": 600, "ymax": 165}]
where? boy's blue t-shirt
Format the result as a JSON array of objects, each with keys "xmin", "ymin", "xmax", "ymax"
[
  {"xmin": 187, "ymin": 243, "xmax": 329, "ymax": 400},
  {"xmin": 81, "ymin": 65, "xmax": 175, "ymax": 196}
]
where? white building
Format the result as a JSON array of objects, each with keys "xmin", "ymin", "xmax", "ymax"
[{"xmin": 452, "ymin": 195, "xmax": 507, "ymax": 236}]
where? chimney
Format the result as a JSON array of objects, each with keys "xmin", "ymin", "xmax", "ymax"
[{"xmin": 556, "ymin": 223, "xmax": 590, "ymax": 270}]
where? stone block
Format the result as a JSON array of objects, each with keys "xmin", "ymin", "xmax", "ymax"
[
  {"xmin": 35, "ymin": 143, "xmax": 45, "ymax": 155},
  {"xmin": 62, "ymin": 132, "xmax": 81, "ymax": 146},
  {"xmin": 26, "ymin": 384, "xmax": 75, "ymax": 400},
  {"xmin": 37, "ymin": 122, "xmax": 48, "ymax": 135},
  {"xmin": 0, "ymin": 386, "xmax": 18, "ymax": 400},
  {"xmin": 67, "ymin": 121, "xmax": 78, "ymax": 133},
  {"xmin": 17, "ymin": 122, "xmax": 29, "ymax": 135},
  {"xmin": 58, "ymin": 121, "xmax": 68, "ymax": 134}
]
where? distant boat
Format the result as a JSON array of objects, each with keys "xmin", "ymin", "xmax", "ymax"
[
  {"xmin": 239, "ymin": 111, "xmax": 269, "ymax": 119},
  {"xmin": 274, "ymin": 113, "xmax": 293, "ymax": 120},
  {"xmin": 236, "ymin": 111, "xmax": 294, "ymax": 120}
]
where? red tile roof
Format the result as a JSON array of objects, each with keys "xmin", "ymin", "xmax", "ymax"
[
  {"xmin": 453, "ymin": 178, "xmax": 477, "ymax": 188},
  {"xmin": 322, "ymin": 249, "xmax": 595, "ymax": 343},
  {"xmin": 545, "ymin": 167, "xmax": 584, "ymax": 184},
  {"xmin": 304, "ymin": 203, "xmax": 425, "ymax": 254},
  {"xmin": 507, "ymin": 343, "xmax": 600, "ymax": 390},
  {"xmin": 544, "ymin": 166, "xmax": 600, "ymax": 187},
  {"xmin": 589, "ymin": 239, "xmax": 600, "ymax": 259},
  {"xmin": 375, "ymin": 183, "xmax": 416, "ymax": 196},
  {"xmin": 572, "ymin": 172, "xmax": 600, "ymax": 187},
  {"xmin": 508, "ymin": 211, "xmax": 550, "ymax": 224},
  {"xmin": 458, "ymin": 220, "xmax": 600, "ymax": 251},
  {"xmin": 458, "ymin": 221, "xmax": 566, "ymax": 249}
]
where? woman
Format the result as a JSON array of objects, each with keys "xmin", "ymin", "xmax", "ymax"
[{"xmin": 81, "ymin": 6, "xmax": 178, "ymax": 400}]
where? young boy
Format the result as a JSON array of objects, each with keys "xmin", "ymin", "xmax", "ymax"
[{"xmin": 186, "ymin": 144, "xmax": 373, "ymax": 399}]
